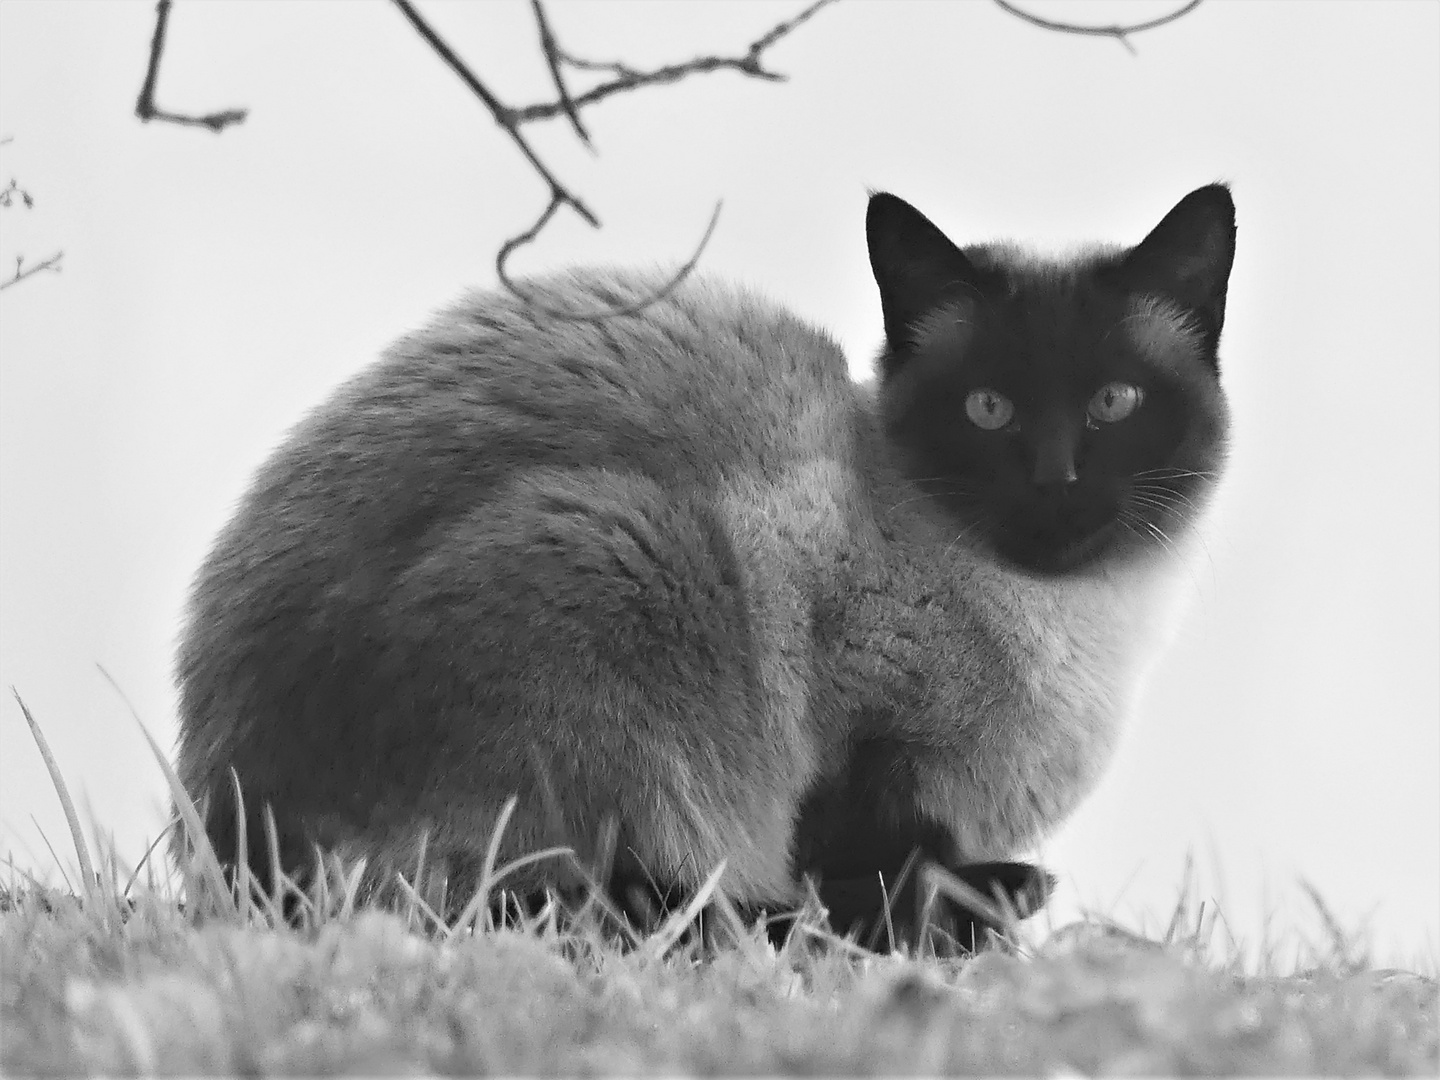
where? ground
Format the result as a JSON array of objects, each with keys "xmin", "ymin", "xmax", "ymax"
[
  {"xmin": 3, "ymin": 880, "xmax": 1435, "ymax": 1075},
  {"xmin": 5, "ymin": 710, "xmax": 1436, "ymax": 1075}
]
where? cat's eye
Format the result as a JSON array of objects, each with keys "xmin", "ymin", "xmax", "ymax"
[
  {"xmin": 1087, "ymin": 382, "xmax": 1144, "ymax": 425},
  {"xmin": 965, "ymin": 389, "xmax": 1014, "ymax": 430}
]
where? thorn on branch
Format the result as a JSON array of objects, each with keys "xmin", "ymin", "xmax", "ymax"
[
  {"xmin": 135, "ymin": 0, "xmax": 249, "ymax": 132},
  {"xmin": 993, "ymin": 0, "xmax": 1204, "ymax": 55}
]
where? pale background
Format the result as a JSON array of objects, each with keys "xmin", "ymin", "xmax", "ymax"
[{"xmin": 1, "ymin": 0, "xmax": 1435, "ymax": 969}]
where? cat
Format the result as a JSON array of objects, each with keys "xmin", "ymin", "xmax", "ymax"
[{"xmin": 174, "ymin": 183, "xmax": 1235, "ymax": 948}]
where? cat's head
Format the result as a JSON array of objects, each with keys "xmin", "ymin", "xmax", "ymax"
[{"xmin": 868, "ymin": 186, "xmax": 1234, "ymax": 576}]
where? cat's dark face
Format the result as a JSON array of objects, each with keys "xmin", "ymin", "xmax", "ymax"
[{"xmin": 869, "ymin": 186, "xmax": 1235, "ymax": 576}]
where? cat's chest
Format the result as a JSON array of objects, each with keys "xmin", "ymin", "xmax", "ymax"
[
  {"xmin": 841, "ymin": 550, "xmax": 1177, "ymax": 735},
  {"xmin": 999, "ymin": 578, "xmax": 1145, "ymax": 705},
  {"xmin": 829, "ymin": 551, "xmax": 1185, "ymax": 853}
]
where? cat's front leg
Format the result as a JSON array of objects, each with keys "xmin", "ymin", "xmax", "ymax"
[{"xmin": 786, "ymin": 735, "xmax": 1055, "ymax": 951}]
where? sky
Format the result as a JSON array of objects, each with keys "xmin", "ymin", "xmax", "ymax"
[{"xmin": 0, "ymin": 0, "xmax": 1436, "ymax": 970}]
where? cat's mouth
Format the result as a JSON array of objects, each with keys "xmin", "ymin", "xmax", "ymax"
[{"xmin": 991, "ymin": 513, "xmax": 1121, "ymax": 576}]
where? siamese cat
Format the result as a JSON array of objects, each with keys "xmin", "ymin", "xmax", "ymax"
[{"xmin": 175, "ymin": 184, "xmax": 1235, "ymax": 947}]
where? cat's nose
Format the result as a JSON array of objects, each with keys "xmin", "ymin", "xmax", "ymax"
[{"xmin": 1031, "ymin": 436, "xmax": 1078, "ymax": 488}]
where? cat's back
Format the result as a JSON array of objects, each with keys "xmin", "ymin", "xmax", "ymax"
[{"xmin": 238, "ymin": 270, "xmax": 855, "ymax": 548}]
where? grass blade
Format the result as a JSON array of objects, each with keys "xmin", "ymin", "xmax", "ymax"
[
  {"xmin": 12, "ymin": 689, "xmax": 96, "ymax": 900},
  {"xmin": 644, "ymin": 860, "xmax": 727, "ymax": 959},
  {"xmin": 28, "ymin": 813, "xmax": 76, "ymax": 895},
  {"xmin": 122, "ymin": 818, "xmax": 176, "ymax": 900},
  {"xmin": 95, "ymin": 665, "xmax": 234, "ymax": 916},
  {"xmin": 227, "ymin": 767, "xmax": 250, "ymax": 919}
]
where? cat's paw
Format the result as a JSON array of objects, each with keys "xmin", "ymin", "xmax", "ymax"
[
  {"xmin": 917, "ymin": 859, "xmax": 1055, "ymax": 952},
  {"xmin": 940, "ymin": 859, "xmax": 1056, "ymax": 921},
  {"xmin": 784, "ymin": 858, "xmax": 1055, "ymax": 954}
]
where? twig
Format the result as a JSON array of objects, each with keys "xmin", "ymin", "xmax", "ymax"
[
  {"xmin": 1, "ymin": 137, "xmax": 61, "ymax": 291},
  {"xmin": 531, "ymin": 0, "xmax": 591, "ymax": 148},
  {"xmin": 1, "ymin": 139, "xmax": 37, "ymax": 210},
  {"xmin": 392, "ymin": 1, "xmax": 827, "ymax": 318},
  {"xmin": 994, "ymin": 0, "xmax": 1203, "ymax": 56},
  {"xmin": 0, "ymin": 252, "xmax": 63, "ymax": 292},
  {"xmin": 0, "ymin": 177, "xmax": 35, "ymax": 210},
  {"xmin": 496, "ymin": 198, "xmax": 724, "ymax": 322},
  {"xmin": 513, "ymin": 0, "xmax": 836, "ymax": 123},
  {"xmin": 135, "ymin": 0, "xmax": 249, "ymax": 132},
  {"xmin": 127, "ymin": 1, "xmax": 831, "ymax": 316},
  {"xmin": 390, "ymin": 0, "xmax": 600, "ymax": 230}
]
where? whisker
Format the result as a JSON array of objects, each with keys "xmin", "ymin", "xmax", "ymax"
[
  {"xmin": 1128, "ymin": 492, "xmax": 1186, "ymax": 516},
  {"xmin": 1129, "ymin": 479, "xmax": 1205, "ymax": 514},
  {"xmin": 1120, "ymin": 514, "xmax": 1193, "ymax": 585},
  {"xmin": 889, "ymin": 492, "xmax": 944, "ymax": 513},
  {"xmin": 887, "ymin": 482, "xmax": 976, "ymax": 516},
  {"xmin": 1120, "ymin": 508, "xmax": 1209, "ymax": 594},
  {"xmin": 1131, "ymin": 467, "xmax": 1219, "ymax": 482},
  {"xmin": 1117, "ymin": 516, "xmax": 1149, "ymax": 550},
  {"xmin": 1119, "ymin": 508, "xmax": 1172, "ymax": 555},
  {"xmin": 1153, "ymin": 520, "xmax": 1207, "ymax": 594},
  {"xmin": 941, "ymin": 515, "xmax": 988, "ymax": 562},
  {"xmin": 1131, "ymin": 487, "xmax": 1200, "ymax": 514}
]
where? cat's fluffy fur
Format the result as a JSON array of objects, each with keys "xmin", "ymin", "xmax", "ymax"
[{"xmin": 175, "ymin": 186, "xmax": 1235, "ymax": 937}]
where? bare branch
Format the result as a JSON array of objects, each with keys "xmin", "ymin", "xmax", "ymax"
[
  {"xmin": 0, "ymin": 252, "xmax": 63, "ymax": 292},
  {"xmin": 531, "ymin": 1, "xmax": 591, "ymax": 148},
  {"xmin": 135, "ymin": 0, "xmax": 249, "ymax": 133},
  {"xmin": 0, "ymin": 137, "xmax": 34, "ymax": 210},
  {"xmin": 514, "ymin": 0, "xmax": 836, "ymax": 123},
  {"xmin": 497, "ymin": 199, "xmax": 724, "ymax": 322},
  {"xmin": 390, "ymin": 0, "xmax": 600, "ymax": 228},
  {"xmin": 994, "ymin": 0, "xmax": 1203, "ymax": 56},
  {"xmin": 0, "ymin": 137, "xmax": 60, "ymax": 291},
  {"xmin": 392, "ymin": 0, "xmax": 827, "ymax": 318},
  {"xmin": 749, "ymin": 0, "xmax": 835, "ymax": 59},
  {"xmin": 134, "ymin": 1, "xmax": 832, "ymax": 316},
  {"xmin": 0, "ymin": 177, "xmax": 35, "ymax": 210},
  {"xmin": 496, "ymin": 193, "xmax": 566, "ymax": 293}
]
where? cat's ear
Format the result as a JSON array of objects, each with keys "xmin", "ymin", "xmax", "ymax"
[
  {"xmin": 867, "ymin": 192, "xmax": 986, "ymax": 359},
  {"xmin": 1121, "ymin": 184, "xmax": 1236, "ymax": 342}
]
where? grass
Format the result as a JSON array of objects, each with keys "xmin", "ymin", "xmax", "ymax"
[{"xmin": 3, "ymin": 691, "xmax": 1437, "ymax": 1075}]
